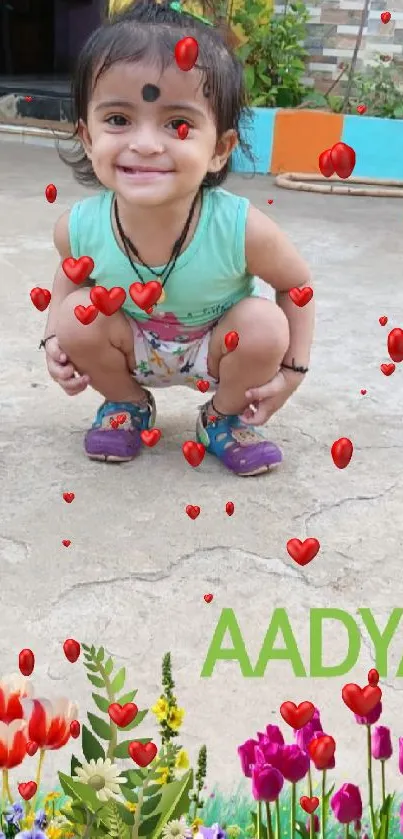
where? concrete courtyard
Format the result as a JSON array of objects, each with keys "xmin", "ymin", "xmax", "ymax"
[{"xmin": 1, "ymin": 136, "xmax": 403, "ymax": 803}]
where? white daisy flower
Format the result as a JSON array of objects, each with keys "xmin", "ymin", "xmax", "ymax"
[
  {"xmin": 74, "ymin": 757, "xmax": 125, "ymax": 802},
  {"xmin": 162, "ymin": 818, "xmax": 189, "ymax": 839}
]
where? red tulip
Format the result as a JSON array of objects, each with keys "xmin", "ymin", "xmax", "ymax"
[
  {"xmin": 0, "ymin": 719, "xmax": 29, "ymax": 768},
  {"xmin": 0, "ymin": 674, "xmax": 34, "ymax": 724},
  {"xmin": 21, "ymin": 697, "xmax": 78, "ymax": 750}
]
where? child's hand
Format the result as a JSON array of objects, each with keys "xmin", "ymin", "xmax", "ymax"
[
  {"xmin": 45, "ymin": 336, "xmax": 90, "ymax": 396},
  {"xmin": 241, "ymin": 370, "xmax": 301, "ymax": 426}
]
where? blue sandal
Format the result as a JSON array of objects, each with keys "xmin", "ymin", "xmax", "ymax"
[{"xmin": 196, "ymin": 405, "xmax": 282, "ymax": 476}]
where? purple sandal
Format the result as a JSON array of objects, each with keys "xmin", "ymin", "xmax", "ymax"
[
  {"xmin": 84, "ymin": 391, "xmax": 156, "ymax": 462},
  {"xmin": 196, "ymin": 408, "xmax": 282, "ymax": 476}
]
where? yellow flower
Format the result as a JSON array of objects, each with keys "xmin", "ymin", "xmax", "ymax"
[
  {"xmin": 191, "ymin": 818, "xmax": 204, "ymax": 834},
  {"xmin": 45, "ymin": 792, "xmax": 60, "ymax": 801},
  {"xmin": 175, "ymin": 749, "xmax": 190, "ymax": 771},
  {"xmin": 167, "ymin": 706, "xmax": 185, "ymax": 731},
  {"xmin": 47, "ymin": 828, "xmax": 62, "ymax": 839},
  {"xmin": 23, "ymin": 814, "xmax": 35, "ymax": 829},
  {"xmin": 125, "ymin": 802, "xmax": 138, "ymax": 813},
  {"xmin": 156, "ymin": 766, "xmax": 170, "ymax": 785},
  {"xmin": 152, "ymin": 696, "xmax": 169, "ymax": 721}
]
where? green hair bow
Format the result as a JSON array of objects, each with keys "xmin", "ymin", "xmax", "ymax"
[{"xmin": 169, "ymin": 1, "xmax": 214, "ymax": 25}]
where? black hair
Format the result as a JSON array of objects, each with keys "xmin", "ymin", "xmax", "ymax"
[{"xmin": 58, "ymin": 0, "xmax": 255, "ymax": 189}]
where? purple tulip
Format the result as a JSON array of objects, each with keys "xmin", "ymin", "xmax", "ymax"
[
  {"xmin": 256, "ymin": 740, "xmax": 284, "ymax": 771},
  {"xmin": 238, "ymin": 738, "xmax": 258, "ymax": 778},
  {"xmin": 305, "ymin": 816, "xmax": 319, "ymax": 834},
  {"xmin": 399, "ymin": 738, "xmax": 403, "ymax": 774},
  {"xmin": 264, "ymin": 725, "xmax": 285, "ymax": 745},
  {"xmin": 295, "ymin": 708, "xmax": 323, "ymax": 753},
  {"xmin": 280, "ymin": 744, "xmax": 310, "ymax": 782},
  {"xmin": 331, "ymin": 784, "xmax": 362, "ymax": 824},
  {"xmin": 354, "ymin": 702, "xmax": 382, "ymax": 726},
  {"xmin": 372, "ymin": 726, "xmax": 392, "ymax": 760},
  {"xmin": 252, "ymin": 762, "xmax": 284, "ymax": 802}
]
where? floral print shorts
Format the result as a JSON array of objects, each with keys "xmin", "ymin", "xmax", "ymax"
[{"xmin": 128, "ymin": 319, "xmax": 219, "ymax": 389}]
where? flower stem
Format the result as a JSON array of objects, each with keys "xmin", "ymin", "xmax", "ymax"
[
  {"xmin": 366, "ymin": 725, "xmax": 376, "ymax": 839},
  {"xmin": 33, "ymin": 749, "xmax": 46, "ymax": 811},
  {"xmin": 344, "ymin": 824, "xmax": 349, "ymax": 839},
  {"xmin": 132, "ymin": 776, "xmax": 149, "ymax": 839},
  {"xmin": 381, "ymin": 760, "xmax": 386, "ymax": 805},
  {"xmin": 97, "ymin": 660, "xmax": 118, "ymax": 760},
  {"xmin": 257, "ymin": 800, "xmax": 262, "ymax": 839},
  {"xmin": 308, "ymin": 768, "xmax": 314, "ymax": 839},
  {"xmin": 275, "ymin": 797, "xmax": 282, "ymax": 839},
  {"xmin": 321, "ymin": 769, "xmax": 327, "ymax": 839},
  {"xmin": 2, "ymin": 770, "xmax": 12, "ymax": 804},
  {"xmin": 265, "ymin": 802, "xmax": 274, "ymax": 839},
  {"xmin": 291, "ymin": 783, "xmax": 296, "ymax": 839}
]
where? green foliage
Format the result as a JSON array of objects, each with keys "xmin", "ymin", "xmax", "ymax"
[
  {"xmin": 350, "ymin": 59, "xmax": 403, "ymax": 119},
  {"xmin": 233, "ymin": 0, "xmax": 310, "ymax": 107}
]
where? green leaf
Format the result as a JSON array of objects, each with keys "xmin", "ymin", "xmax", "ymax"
[
  {"xmin": 104, "ymin": 657, "xmax": 114, "ymax": 677},
  {"xmin": 120, "ymin": 785, "xmax": 139, "ymax": 804},
  {"xmin": 114, "ymin": 801, "xmax": 135, "ymax": 826},
  {"xmin": 111, "ymin": 667, "xmax": 126, "ymax": 694},
  {"xmin": 86, "ymin": 663, "xmax": 100, "ymax": 673},
  {"xmin": 82, "ymin": 724, "xmax": 106, "ymax": 762},
  {"xmin": 118, "ymin": 689, "xmax": 138, "ymax": 705},
  {"xmin": 122, "ymin": 768, "xmax": 146, "ymax": 787},
  {"xmin": 92, "ymin": 693, "xmax": 111, "ymax": 714},
  {"xmin": 88, "ymin": 712, "xmax": 112, "ymax": 741},
  {"xmin": 121, "ymin": 709, "xmax": 148, "ymax": 731},
  {"xmin": 148, "ymin": 770, "xmax": 194, "ymax": 839},
  {"xmin": 58, "ymin": 772, "xmax": 105, "ymax": 814},
  {"xmin": 251, "ymin": 811, "xmax": 268, "ymax": 839},
  {"xmin": 295, "ymin": 820, "xmax": 309, "ymax": 839},
  {"xmin": 71, "ymin": 754, "xmax": 82, "ymax": 777},
  {"xmin": 141, "ymin": 793, "xmax": 162, "ymax": 816},
  {"xmin": 96, "ymin": 647, "xmax": 105, "ymax": 662},
  {"xmin": 113, "ymin": 739, "xmax": 134, "ymax": 759},
  {"xmin": 88, "ymin": 675, "xmax": 105, "ymax": 689},
  {"xmin": 139, "ymin": 814, "xmax": 161, "ymax": 836}
]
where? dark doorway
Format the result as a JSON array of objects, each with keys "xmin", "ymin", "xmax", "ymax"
[{"xmin": 0, "ymin": 0, "xmax": 55, "ymax": 76}]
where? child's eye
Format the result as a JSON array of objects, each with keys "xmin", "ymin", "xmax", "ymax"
[
  {"xmin": 106, "ymin": 115, "xmax": 129, "ymax": 127},
  {"xmin": 168, "ymin": 119, "xmax": 193, "ymax": 131}
]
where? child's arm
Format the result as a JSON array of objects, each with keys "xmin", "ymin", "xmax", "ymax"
[
  {"xmin": 43, "ymin": 210, "xmax": 76, "ymax": 341},
  {"xmin": 245, "ymin": 205, "xmax": 314, "ymax": 372}
]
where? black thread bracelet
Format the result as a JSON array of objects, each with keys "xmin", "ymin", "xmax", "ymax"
[
  {"xmin": 38, "ymin": 334, "xmax": 56, "ymax": 350},
  {"xmin": 281, "ymin": 358, "xmax": 309, "ymax": 374}
]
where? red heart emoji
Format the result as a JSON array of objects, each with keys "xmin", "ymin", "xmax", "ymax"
[
  {"xmin": 387, "ymin": 327, "xmax": 403, "ymax": 362},
  {"xmin": 342, "ymin": 683, "xmax": 382, "ymax": 715},
  {"xmin": 62, "ymin": 539, "xmax": 71, "ymax": 547},
  {"xmin": 145, "ymin": 307, "xmax": 154, "ymax": 315},
  {"xmin": 110, "ymin": 419, "xmax": 119, "ymax": 429},
  {"xmin": 308, "ymin": 735, "xmax": 336, "ymax": 769},
  {"xmin": 174, "ymin": 36, "xmax": 199, "ymax": 71},
  {"xmin": 70, "ymin": 720, "xmax": 81, "ymax": 739},
  {"xmin": 186, "ymin": 505, "xmax": 200, "ymax": 519},
  {"xmin": 25, "ymin": 96, "xmax": 33, "ymax": 102},
  {"xmin": 45, "ymin": 183, "xmax": 57, "ymax": 203},
  {"xmin": 224, "ymin": 330, "xmax": 239, "ymax": 352},
  {"xmin": 360, "ymin": 389, "xmax": 367, "ymax": 395},
  {"xmin": 30, "ymin": 287, "xmax": 51, "ymax": 312},
  {"xmin": 289, "ymin": 287, "xmax": 313, "ymax": 307},
  {"xmin": 117, "ymin": 414, "xmax": 127, "ymax": 425},
  {"xmin": 18, "ymin": 782, "xmax": 37, "ymax": 801},
  {"xmin": 196, "ymin": 380, "xmax": 210, "ymax": 393},
  {"xmin": 381, "ymin": 10, "xmax": 391, "ymax": 23},
  {"xmin": 182, "ymin": 440, "xmax": 205, "ymax": 467},
  {"xmin": 63, "ymin": 492, "xmax": 75, "ymax": 503},
  {"xmin": 368, "ymin": 668, "xmax": 380, "ymax": 686},
  {"xmin": 300, "ymin": 796, "xmax": 320, "ymax": 815},
  {"xmin": 225, "ymin": 501, "xmax": 235, "ymax": 516},
  {"xmin": 380, "ymin": 363, "xmax": 395, "ymax": 376},
  {"xmin": 74, "ymin": 304, "xmax": 99, "ymax": 326},
  {"xmin": 108, "ymin": 702, "xmax": 138, "ymax": 727},
  {"xmin": 204, "ymin": 593, "xmax": 214, "ymax": 603},
  {"xmin": 26, "ymin": 741, "xmax": 38, "ymax": 757},
  {"xmin": 331, "ymin": 438, "xmax": 353, "ymax": 469},
  {"xmin": 330, "ymin": 142, "xmax": 356, "ymax": 179},
  {"xmin": 90, "ymin": 286, "xmax": 126, "ymax": 316},
  {"xmin": 129, "ymin": 740, "xmax": 157, "ymax": 767},
  {"xmin": 19, "ymin": 649, "xmax": 35, "ymax": 677},
  {"xmin": 177, "ymin": 123, "xmax": 189, "ymax": 140},
  {"xmin": 318, "ymin": 148, "xmax": 335, "ymax": 178},
  {"xmin": 379, "ymin": 316, "xmax": 388, "ymax": 326},
  {"xmin": 286, "ymin": 538, "xmax": 320, "ymax": 566},
  {"xmin": 280, "ymin": 701, "xmax": 315, "ymax": 729},
  {"xmin": 62, "ymin": 256, "xmax": 94, "ymax": 284},
  {"xmin": 140, "ymin": 429, "xmax": 162, "ymax": 447},
  {"xmin": 267, "ymin": 199, "xmax": 274, "ymax": 204},
  {"xmin": 129, "ymin": 281, "xmax": 163, "ymax": 310},
  {"xmin": 357, "ymin": 104, "xmax": 367, "ymax": 115},
  {"xmin": 63, "ymin": 639, "xmax": 80, "ymax": 663}
]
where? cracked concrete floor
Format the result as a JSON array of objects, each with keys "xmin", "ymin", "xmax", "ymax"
[{"xmin": 1, "ymin": 138, "xmax": 403, "ymax": 802}]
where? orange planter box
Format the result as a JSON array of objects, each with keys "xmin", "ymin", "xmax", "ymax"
[{"xmin": 270, "ymin": 110, "xmax": 344, "ymax": 174}]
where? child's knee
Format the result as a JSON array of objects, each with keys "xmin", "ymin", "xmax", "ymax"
[{"xmin": 55, "ymin": 289, "xmax": 100, "ymax": 350}]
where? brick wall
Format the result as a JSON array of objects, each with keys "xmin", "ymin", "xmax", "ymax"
[{"xmin": 274, "ymin": 0, "xmax": 403, "ymax": 91}]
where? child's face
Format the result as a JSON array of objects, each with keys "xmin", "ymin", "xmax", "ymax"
[{"xmin": 79, "ymin": 60, "xmax": 238, "ymax": 206}]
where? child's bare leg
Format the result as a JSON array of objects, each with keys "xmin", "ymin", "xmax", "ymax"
[
  {"xmin": 55, "ymin": 289, "xmax": 147, "ymax": 403},
  {"xmin": 207, "ymin": 297, "xmax": 289, "ymax": 415}
]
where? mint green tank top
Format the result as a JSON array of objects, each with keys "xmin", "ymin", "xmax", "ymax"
[{"xmin": 68, "ymin": 186, "xmax": 258, "ymax": 340}]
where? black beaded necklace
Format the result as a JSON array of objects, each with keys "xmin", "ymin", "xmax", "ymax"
[{"xmin": 114, "ymin": 190, "xmax": 200, "ymax": 302}]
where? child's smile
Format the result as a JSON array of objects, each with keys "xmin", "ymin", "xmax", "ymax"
[{"xmin": 80, "ymin": 60, "xmax": 233, "ymax": 207}]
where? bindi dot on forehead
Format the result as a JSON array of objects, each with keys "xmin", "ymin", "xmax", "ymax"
[{"xmin": 142, "ymin": 83, "xmax": 161, "ymax": 102}]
